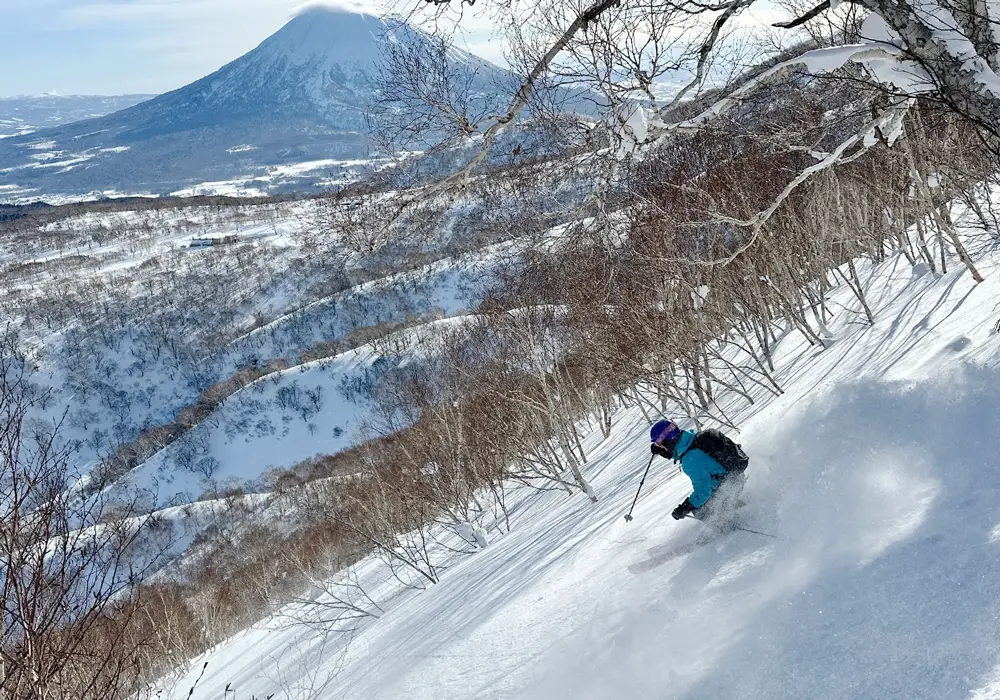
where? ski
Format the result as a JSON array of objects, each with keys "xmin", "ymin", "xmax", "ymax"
[{"xmin": 629, "ymin": 532, "xmax": 723, "ymax": 574}]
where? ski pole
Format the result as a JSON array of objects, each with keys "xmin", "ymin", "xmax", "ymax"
[
  {"xmin": 687, "ymin": 513, "xmax": 776, "ymax": 538},
  {"xmin": 728, "ymin": 524, "xmax": 777, "ymax": 538},
  {"xmin": 624, "ymin": 454, "xmax": 655, "ymax": 522}
]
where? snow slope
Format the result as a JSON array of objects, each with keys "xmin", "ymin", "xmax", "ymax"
[{"xmin": 157, "ymin": 234, "xmax": 1000, "ymax": 699}]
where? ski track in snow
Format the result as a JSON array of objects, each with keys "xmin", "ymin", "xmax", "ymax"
[{"xmin": 160, "ymin": 245, "xmax": 1000, "ymax": 700}]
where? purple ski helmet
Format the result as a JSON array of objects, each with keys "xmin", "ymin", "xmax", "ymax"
[{"xmin": 650, "ymin": 419, "xmax": 681, "ymax": 444}]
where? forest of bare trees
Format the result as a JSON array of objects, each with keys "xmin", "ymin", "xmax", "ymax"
[{"xmin": 0, "ymin": 330, "xmax": 177, "ymax": 699}]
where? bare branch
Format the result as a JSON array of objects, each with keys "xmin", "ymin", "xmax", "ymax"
[
  {"xmin": 772, "ymin": 0, "xmax": 832, "ymax": 29},
  {"xmin": 665, "ymin": 0, "xmax": 757, "ymax": 111}
]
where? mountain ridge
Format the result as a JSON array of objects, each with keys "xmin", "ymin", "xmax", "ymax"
[{"xmin": 0, "ymin": 8, "xmax": 510, "ymax": 202}]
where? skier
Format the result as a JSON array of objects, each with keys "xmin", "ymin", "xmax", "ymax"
[{"xmin": 649, "ymin": 419, "xmax": 749, "ymax": 522}]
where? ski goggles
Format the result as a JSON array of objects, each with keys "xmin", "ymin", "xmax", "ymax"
[{"xmin": 650, "ymin": 420, "xmax": 681, "ymax": 444}]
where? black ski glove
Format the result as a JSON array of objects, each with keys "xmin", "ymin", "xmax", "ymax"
[
  {"xmin": 650, "ymin": 442, "xmax": 672, "ymax": 459},
  {"xmin": 671, "ymin": 500, "xmax": 695, "ymax": 521}
]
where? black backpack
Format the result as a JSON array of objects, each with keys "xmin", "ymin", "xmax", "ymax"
[{"xmin": 678, "ymin": 429, "xmax": 749, "ymax": 473}]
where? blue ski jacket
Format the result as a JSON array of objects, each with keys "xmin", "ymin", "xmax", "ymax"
[{"xmin": 674, "ymin": 430, "xmax": 728, "ymax": 508}]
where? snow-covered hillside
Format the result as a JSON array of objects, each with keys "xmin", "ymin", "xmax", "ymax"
[
  {"xmin": 157, "ymin": 235, "xmax": 1000, "ymax": 699},
  {"xmin": 0, "ymin": 8, "xmax": 512, "ymax": 203},
  {"xmin": 0, "ymin": 177, "xmax": 568, "ymax": 581}
]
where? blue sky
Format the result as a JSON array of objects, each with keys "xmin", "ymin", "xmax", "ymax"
[
  {"xmin": 0, "ymin": 0, "xmax": 775, "ymax": 98},
  {"xmin": 0, "ymin": 0, "xmax": 502, "ymax": 97},
  {"xmin": 0, "ymin": 0, "xmax": 306, "ymax": 95}
]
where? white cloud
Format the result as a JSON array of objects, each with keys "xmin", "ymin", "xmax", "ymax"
[{"xmin": 292, "ymin": 0, "xmax": 381, "ymax": 16}]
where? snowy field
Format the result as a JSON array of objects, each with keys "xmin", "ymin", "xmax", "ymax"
[
  {"xmin": 0, "ymin": 155, "xmax": 380, "ymax": 204},
  {"xmin": 168, "ymin": 157, "xmax": 383, "ymax": 199},
  {"xmin": 153, "ymin": 235, "xmax": 1000, "ymax": 699}
]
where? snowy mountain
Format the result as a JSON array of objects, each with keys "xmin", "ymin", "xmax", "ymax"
[
  {"xmin": 0, "ymin": 8, "xmax": 511, "ymax": 203},
  {"xmin": 0, "ymin": 94, "xmax": 155, "ymax": 138}
]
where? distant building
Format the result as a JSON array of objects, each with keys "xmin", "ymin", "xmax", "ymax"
[{"xmin": 188, "ymin": 234, "xmax": 238, "ymax": 248}]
